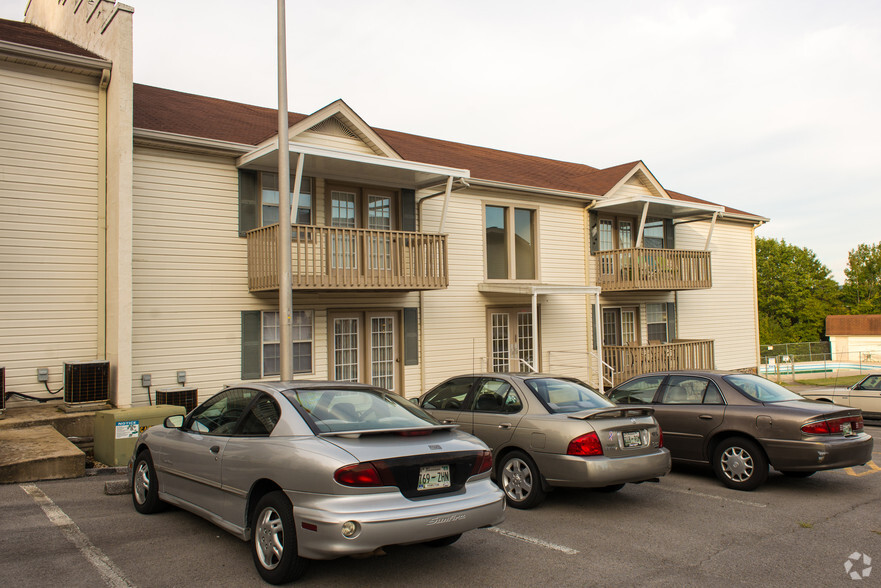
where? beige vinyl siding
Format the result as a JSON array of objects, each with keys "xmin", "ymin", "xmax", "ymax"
[
  {"xmin": 419, "ymin": 191, "xmax": 592, "ymax": 391},
  {"xmin": 675, "ymin": 220, "xmax": 759, "ymax": 370},
  {"xmin": 829, "ymin": 336, "xmax": 881, "ymax": 361},
  {"xmin": 295, "ymin": 129, "xmax": 378, "ymax": 155},
  {"xmin": 0, "ymin": 64, "xmax": 100, "ymax": 397}
]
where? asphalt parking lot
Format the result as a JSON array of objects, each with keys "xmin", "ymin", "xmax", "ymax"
[{"xmin": 2, "ymin": 426, "xmax": 879, "ymax": 587}]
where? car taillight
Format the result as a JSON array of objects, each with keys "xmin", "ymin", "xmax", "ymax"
[
  {"xmin": 658, "ymin": 429, "xmax": 664, "ymax": 448},
  {"xmin": 801, "ymin": 416, "xmax": 864, "ymax": 435},
  {"xmin": 567, "ymin": 432, "xmax": 604, "ymax": 456},
  {"xmin": 470, "ymin": 450, "xmax": 493, "ymax": 476},
  {"xmin": 334, "ymin": 463, "xmax": 383, "ymax": 487}
]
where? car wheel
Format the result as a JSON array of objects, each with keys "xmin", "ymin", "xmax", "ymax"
[
  {"xmin": 712, "ymin": 437, "xmax": 768, "ymax": 491},
  {"xmin": 132, "ymin": 449, "xmax": 165, "ymax": 514},
  {"xmin": 252, "ymin": 491, "xmax": 309, "ymax": 585},
  {"xmin": 424, "ymin": 534, "xmax": 462, "ymax": 547},
  {"xmin": 781, "ymin": 470, "xmax": 816, "ymax": 478},
  {"xmin": 595, "ymin": 483, "xmax": 626, "ymax": 493},
  {"xmin": 499, "ymin": 451, "xmax": 545, "ymax": 509}
]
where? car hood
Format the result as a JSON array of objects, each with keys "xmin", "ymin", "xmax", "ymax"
[
  {"xmin": 320, "ymin": 427, "xmax": 489, "ymax": 463},
  {"xmin": 765, "ymin": 399, "xmax": 862, "ymax": 418}
]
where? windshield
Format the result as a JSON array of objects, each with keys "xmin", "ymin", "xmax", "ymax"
[
  {"xmin": 283, "ymin": 388, "xmax": 441, "ymax": 433},
  {"xmin": 722, "ymin": 374, "xmax": 804, "ymax": 403},
  {"xmin": 525, "ymin": 377, "xmax": 615, "ymax": 413}
]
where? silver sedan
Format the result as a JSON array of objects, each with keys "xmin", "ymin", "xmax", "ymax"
[
  {"xmin": 418, "ymin": 373, "xmax": 671, "ymax": 509},
  {"xmin": 130, "ymin": 381, "xmax": 505, "ymax": 584}
]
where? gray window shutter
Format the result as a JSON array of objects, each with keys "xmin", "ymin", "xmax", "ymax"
[
  {"xmin": 241, "ymin": 310, "xmax": 262, "ymax": 379},
  {"xmin": 401, "ymin": 189, "xmax": 416, "ymax": 232},
  {"xmin": 589, "ymin": 210, "xmax": 599, "ymax": 254},
  {"xmin": 403, "ymin": 307, "xmax": 419, "ymax": 365},
  {"xmin": 664, "ymin": 218, "xmax": 674, "ymax": 249},
  {"xmin": 666, "ymin": 302, "xmax": 677, "ymax": 342},
  {"xmin": 591, "ymin": 305, "xmax": 598, "ymax": 350},
  {"xmin": 239, "ymin": 170, "xmax": 259, "ymax": 237}
]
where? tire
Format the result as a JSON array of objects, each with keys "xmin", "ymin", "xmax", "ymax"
[
  {"xmin": 712, "ymin": 437, "xmax": 768, "ymax": 491},
  {"xmin": 132, "ymin": 449, "xmax": 165, "ymax": 514},
  {"xmin": 498, "ymin": 451, "xmax": 546, "ymax": 509},
  {"xmin": 425, "ymin": 534, "xmax": 462, "ymax": 547},
  {"xmin": 595, "ymin": 483, "xmax": 626, "ymax": 493},
  {"xmin": 252, "ymin": 491, "xmax": 308, "ymax": 585},
  {"xmin": 781, "ymin": 470, "xmax": 816, "ymax": 478}
]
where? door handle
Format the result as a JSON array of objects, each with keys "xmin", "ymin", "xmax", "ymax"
[
  {"xmin": 698, "ymin": 415, "xmax": 713, "ymax": 420},
  {"xmin": 209, "ymin": 445, "xmax": 220, "ymax": 454},
  {"xmin": 498, "ymin": 423, "xmax": 512, "ymax": 429}
]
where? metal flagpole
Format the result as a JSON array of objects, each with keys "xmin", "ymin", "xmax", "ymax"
[{"xmin": 277, "ymin": 0, "xmax": 293, "ymax": 380}]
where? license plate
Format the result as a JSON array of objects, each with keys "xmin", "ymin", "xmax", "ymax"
[
  {"xmin": 622, "ymin": 430, "xmax": 642, "ymax": 447},
  {"xmin": 842, "ymin": 422, "xmax": 853, "ymax": 436},
  {"xmin": 417, "ymin": 465, "xmax": 451, "ymax": 491}
]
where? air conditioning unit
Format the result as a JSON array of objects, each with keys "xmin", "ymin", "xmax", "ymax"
[
  {"xmin": 0, "ymin": 366, "xmax": 5, "ymax": 415},
  {"xmin": 64, "ymin": 360, "xmax": 110, "ymax": 406},
  {"xmin": 155, "ymin": 386, "xmax": 198, "ymax": 414}
]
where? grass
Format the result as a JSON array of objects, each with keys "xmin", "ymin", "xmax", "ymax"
[
  {"xmin": 790, "ymin": 375, "xmax": 864, "ymax": 387},
  {"xmin": 798, "ymin": 521, "xmax": 814, "ymax": 529}
]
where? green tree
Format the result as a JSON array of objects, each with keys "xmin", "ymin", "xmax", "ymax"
[
  {"xmin": 842, "ymin": 242, "xmax": 881, "ymax": 313},
  {"xmin": 755, "ymin": 237, "xmax": 842, "ymax": 343}
]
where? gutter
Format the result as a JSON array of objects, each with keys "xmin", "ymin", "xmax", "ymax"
[{"xmin": 0, "ymin": 39, "xmax": 111, "ymax": 74}]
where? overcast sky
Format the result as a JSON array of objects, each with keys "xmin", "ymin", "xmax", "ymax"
[{"xmin": 3, "ymin": 0, "xmax": 879, "ymax": 281}]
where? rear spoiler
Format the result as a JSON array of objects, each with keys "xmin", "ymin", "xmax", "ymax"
[
  {"xmin": 567, "ymin": 407, "xmax": 655, "ymax": 421},
  {"xmin": 318, "ymin": 424, "xmax": 458, "ymax": 439}
]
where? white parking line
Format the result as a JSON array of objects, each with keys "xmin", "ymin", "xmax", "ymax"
[
  {"xmin": 21, "ymin": 484, "xmax": 135, "ymax": 588},
  {"xmin": 485, "ymin": 527, "xmax": 579, "ymax": 555},
  {"xmin": 648, "ymin": 484, "xmax": 767, "ymax": 508}
]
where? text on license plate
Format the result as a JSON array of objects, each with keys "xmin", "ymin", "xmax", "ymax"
[
  {"xmin": 622, "ymin": 431, "xmax": 642, "ymax": 447},
  {"xmin": 417, "ymin": 465, "xmax": 451, "ymax": 491},
  {"xmin": 842, "ymin": 422, "xmax": 853, "ymax": 436}
]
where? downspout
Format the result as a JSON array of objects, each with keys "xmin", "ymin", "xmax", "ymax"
[
  {"xmin": 98, "ymin": 68, "xmax": 110, "ymax": 358},
  {"xmin": 595, "ymin": 293, "xmax": 603, "ymax": 395},
  {"xmin": 531, "ymin": 291, "xmax": 538, "ymax": 372}
]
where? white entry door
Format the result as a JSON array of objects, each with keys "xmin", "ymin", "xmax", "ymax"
[{"xmin": 489, "ymin": 309, "xmax": 536, "ymax": 372}]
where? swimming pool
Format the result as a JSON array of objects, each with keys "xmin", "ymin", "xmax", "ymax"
[{"xmin": 759, "ymin": 361, "xmax": 879, "ymax": 375}]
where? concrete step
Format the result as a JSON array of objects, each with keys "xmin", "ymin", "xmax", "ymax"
[{"xmin": 0, "ymin": 425, "xmax": 85, "ymax": 483}]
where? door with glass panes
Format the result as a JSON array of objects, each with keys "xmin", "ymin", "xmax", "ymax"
[
  {"xmin": 488, "ymin": 308, "xmax": 536, "ymax": 372},
  {"xmin": 329, "ymin": 311, "xmax": 400, "ymax": 393},
  {"xmin": 327, "ymin": 185, "xmax": 396, "ymax": 274}
]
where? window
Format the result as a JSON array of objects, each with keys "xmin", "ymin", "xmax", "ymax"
[
  {"xmin": 421, "ymin": 377, "xmax": 477, "ymax": 410},
  {"xmin": 643, "ymin": 217, "xmax": 665, "ymax": 249},
  {"xmin": 525, "ymin": 377, "xmax": 613, "ymax": 413},
  {"xmin": 261, "ymin": 173, "xmax": 312, "ymax": 226},
  {"xmin": 660, "ymin": 376, "xmax": 711, "ymax": 404},
  {"xmin": 598, "ymin": 216, "xmax": 636, "ymax": 251},
  {"xmin": 489, "ymin": 309, "xmax": 536, "ymax": 372},
  {"xmin": 471, "ymin": 379, "xmax": 522, "ymax": 414},
  {"xmin": 646, "ymin": 303, "xmax": 668, "ymax": 343},
  {"xmin": 329, "ymin": 311, "xmax": 400, "ymax": 392},
  {"xmin": 239, "ymin": 394, "xmax": 281, "ymax": 436},
  {"xmin": 608, "ymin": 375, "xmax": 664, "ymax": 404},
  {"xmin": 261, "ymin": 310, "xmax": 313, "ymax": 377},
  {"xmin": 188, "ymin": 388, "xmax": 259, "ymax": 435},
  {"xmin": 486, "ymin": 205, "xmax": 536, "ymax": 280}
]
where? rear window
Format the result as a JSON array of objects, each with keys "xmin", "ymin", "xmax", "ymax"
[
  {"xmin": 722, "ymin": 374, "xmax": 803, "ymax": 403},
  {"xmin": 283, "ymin": 388, "xmax": 441, "ymax": 433},
  {"xmin": 524, "ymin": 378, "xmax": 615, "ymax": 414}
]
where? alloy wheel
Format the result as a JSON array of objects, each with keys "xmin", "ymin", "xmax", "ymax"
[
  {"xmin": 720, "ymin": 446, "xmax": 754, "ymax": 482},
  {"xmin": 255, "ymin": 506, "xmax": 284, "ymax": 570},
  {"xmin": 502, "ymin": 457, "xmax": 534, "ymax": 501},
  {"xmin": 133, "ymin": 460, "xmax": 150, "ymax": 505}
]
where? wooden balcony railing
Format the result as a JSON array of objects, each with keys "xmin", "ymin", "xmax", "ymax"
[
  {"xmin": 602, "ymin": 339, "xmax": 715, "ymax": 385},
  {"xmin": 596, "ymin": 247, "xmax": 712, "ymax": 291},
  {"xmin": 247, "ymin": 224, "xmax": 448, "ymax": 292}
]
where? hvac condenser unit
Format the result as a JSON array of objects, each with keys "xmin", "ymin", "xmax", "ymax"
[
  {"xmin": 0, "ymin": 366, "xmax": 5, "ymax": 415},
  {"xmin": 64, "ymin": 360, "xmax": 110, "ymax": 406},
  {"xmin": 155, "ymin": 386, "xmax": 198, "ymax": 414}
]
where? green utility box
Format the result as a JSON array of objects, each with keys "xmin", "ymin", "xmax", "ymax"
[{"xmin": 94, "ymin": 405, "xmax": 186, "ymax": 466}]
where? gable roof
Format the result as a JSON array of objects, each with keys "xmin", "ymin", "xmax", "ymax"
[
  {"xmin": 826, "ymin": 315, "xmax": 881, "ymax": 336},
  {"xmin": 0, "ymin": 18, "xmax": 101, "ymax": 59}
]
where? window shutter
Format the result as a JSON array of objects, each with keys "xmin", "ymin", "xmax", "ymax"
[
  {"xmin": 666, "ymin": 302, "xmax": 677, "ymax": 342},
  {"xmin": 403, "ymin": 307, "xmax": 419, "ymax": 365},
  {"xmin": 401, "ymin": 189, "xmax": 416, "ymax": 232},
  {"xmin": 589, "ymin": 210, "xmax": 599, "ymax": 254},
  {"xmin": 241, "ymin": 310, "xmax": 262, "ymax": 379},
  {"xmin": 664, "ymin": 218, "xmax": 675, "ymax": 249},
  {"xmin": 238, "ymin": 169, "xmax": 259, "ymax": 237},
  {"xmin": 591, "ymin": 305, "xmax": 598, "ymax": 350}
]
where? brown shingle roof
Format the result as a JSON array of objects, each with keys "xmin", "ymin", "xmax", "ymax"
[
  {"xmin": 0, "ymin": 18, "xmax": 102, "ymax": 59},
  {"xmin": 131, "ymin": 84, "xmax": 761, "ymax": 218},
  {"xmin": 826, "ymin": 315, "xmax": 881, "ymax": 336}
]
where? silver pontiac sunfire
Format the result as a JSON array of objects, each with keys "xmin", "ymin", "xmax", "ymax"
[{"xmin": 130, "ymin": 381, "xmax": 505, "ymax": 585}]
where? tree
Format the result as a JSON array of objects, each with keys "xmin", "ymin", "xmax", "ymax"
[
  {"xmin": 842, "ymin": 242, "xmax": 881, "ymax": 313},
  {"xmin": 755, "ymin": 237, "xmax": 842, "ymax": 343}
]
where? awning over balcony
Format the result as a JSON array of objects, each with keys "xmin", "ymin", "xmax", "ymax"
[
  {"xmin": 591, "ymin": 194, "xmax": 724, "ymax": 220},
  {"xmin": 237, "ymin": 140, "xmax": 470, "ymax": 189}
]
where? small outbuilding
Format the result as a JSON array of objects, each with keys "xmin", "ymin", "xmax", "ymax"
[{"xmin": 826, "ymin": 315, "xmax": 881, "ymax": 362}]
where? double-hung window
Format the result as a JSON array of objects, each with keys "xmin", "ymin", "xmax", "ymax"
[
  {"xmin": 261, "ymin": 173, "xmax": 313, "ymax": 226},
  {"xmin": 646, "ymin": 303, "xmax": 668, "ymax": 343},
  {"xmin": 485, "ymin": 205, "xmax": 536, "ymax": 280},
  {"xmin": 261, "ymin": 310, "xmax": 314, "ymax": 376}
]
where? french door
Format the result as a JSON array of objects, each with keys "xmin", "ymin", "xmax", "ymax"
[
  {"xmin": 488, "ymin": 308, "xmax": 536, "ymax": 372},
  {"xmin": 330, "ymin": 311, "xmax": 400, "ymax": 393}
]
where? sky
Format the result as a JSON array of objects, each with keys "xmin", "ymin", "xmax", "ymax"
[{"xmin": 2, "ymin": 0, "xmax": 879, "ymax": 282}]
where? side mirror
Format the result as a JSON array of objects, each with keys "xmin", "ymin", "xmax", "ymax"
[
  {"xmin": 409, "ymin": 397, "xmax": 420, "ymax": 405},
  {"xmin": 164, "ymin": 415, "xmax": 184, "ymax": 429}
]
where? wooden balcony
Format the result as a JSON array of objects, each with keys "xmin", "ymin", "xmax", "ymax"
[
  {"xmin": 247, "ymin": 224, "xmax": 448, "ymax": 292},
  {"xmin": 603, "ymin": 339, "xmax": 715, "ymax": 385},
  {"xmin": 596, "ymin": 248, "xmax": 712, "ymax": 291}
]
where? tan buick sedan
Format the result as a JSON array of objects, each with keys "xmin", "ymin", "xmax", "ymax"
[{"xmin": 418, "ymin": 373, "xmax": 671, "ymax": 509}]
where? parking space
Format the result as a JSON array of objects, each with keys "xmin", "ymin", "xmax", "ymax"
[{"xmin": 2, "ymin": 426, "xmax": 879, "ymax": 587}]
